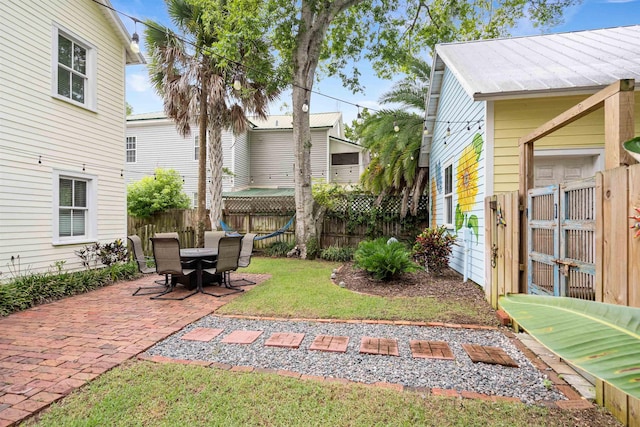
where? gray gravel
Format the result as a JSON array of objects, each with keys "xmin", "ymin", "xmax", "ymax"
[{"xmin": 144, "ymin": 316, "xmax": 565, "ymax": 404}]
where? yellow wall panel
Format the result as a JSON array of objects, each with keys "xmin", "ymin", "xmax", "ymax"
[{"xmin": 493, "ymin": 92, "xmax": 640, "ymax": 191}]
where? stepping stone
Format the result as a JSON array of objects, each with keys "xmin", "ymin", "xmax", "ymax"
[
  {"xmin": 265, "ymin": 332, "xmax": 305, "ymax": 348},
  {"xmin": 309, "ymin": 335, "xmax": 349, "ymax": 353},
  {"xmin": 462, "ymin": 344, "xmax": 519, "ymax": 367},
  {"xmin": 359, "ymin": 337, "xmax": 399, "ymax": 356},
  {"xmin": 181, "ymin": 328, "xmax": 224, "ymax": 342},
  {"xmin": 221, "ymin": 330, "xmax": 263, "ymax": 344},
  {"xmin": 410, "ymin": 340, "xmax": 455, "ymax": 360}
]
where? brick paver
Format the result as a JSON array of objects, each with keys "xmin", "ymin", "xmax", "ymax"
[
  {"xmin": 359, "ymin": 337, "xmax": 399, "ymax": 356},
  {"xmin": 181, "ymin": 328, "xmax": 224, "ymax": 342},
  {"xmin": 409, "ymin": 340, "xmax": 455, "ymax": 360},
  {"xmin": 309, "ymin": 335, "xmax": 349, "ymax": 353},
  {"xmin": 221, "ymin": 330, "xmax": 263, "ymax": 344},
  {"xmin": 264, "ymin": 333, "xmax": 305, "ymax": 348},
  {"xmin": 462, "ymin": 344, "xmax": 519, "ymax": 367}
]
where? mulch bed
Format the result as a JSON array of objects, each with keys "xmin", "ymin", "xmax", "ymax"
[{"xmin": 333, "ymin": 262, "xmax": 500, "ymax": 326}]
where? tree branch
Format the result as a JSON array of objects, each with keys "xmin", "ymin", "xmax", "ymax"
[{"xmin": 401, "ymin": 2, "xmax": 424, "ymax": 41}]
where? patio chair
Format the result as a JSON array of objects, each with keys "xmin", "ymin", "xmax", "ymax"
[
  {"xmin": 204, "ymin": 231, "xmax": 225, "ymax": 249},
  {"xmin": 230, "ymin": 233, "xmax": 257, "ymax": 286},
  {"xmin": 128, "ymin": 235, "xmax": 169, "ymax": 296},
  {"xmin": 149, "ymin": 237, "xmax": 198, "ymax": 300},
  {"xmin": 154, "ymin": 232, "xmax": 179, "ymax": 239},
  {"xmin": 201, "ymin": 235, "xmax": 243, "ymax": 296}
]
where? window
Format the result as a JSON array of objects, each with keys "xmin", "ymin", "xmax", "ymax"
[
  {"xmin": 53, "ymin": 27, "xmax": 95, "ymax": 110},
  {"xmin": 331, "ymin": 152, "xmax": 359, "ymax": 165},
  {"xmin": 53, "ymin": 171, "xmax": 97, "ymax": 244},
  {"xmin": 126, "ymin": 136, "xmax": 136, "ymax": 163},
  {"xmin": 444, "ymin": 164, "xmax": 453, "ymax": 225},
  {"xmin": 192, "ymin": 192, "xmax": 198, "ymax": 208},
  {"xmin": 194, "ymin": 134, "xmax": 199, "ymax": 161}
]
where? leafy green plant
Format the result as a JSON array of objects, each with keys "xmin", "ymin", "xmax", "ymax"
[
  {"xmin": 264, "ymin": 241, "xmax": 295, "ymax": 257},
  {"xmin": 500, "ymin": 294, "xmax": 640, "ymax": 398},
  {"xmin": 412, "ymin": 226, "xmax": 457, "ymax": 275},
  {"xmin": 75, "ymin": 240, "xmax": 129, "ymax": 269},
  {"xmin": 127, "ymin": 168, "xmax": 191, "ymax": 218},
  {"xmin": 0, "ymin": 262, "xmax": 138, "ymax": 317},
  {"xmin": 320, "ymin": 246, "xmax": 355, "ymax": 262},
  {"xmin": 354, "ymin": 238, "xmax": 419, "ymax": 281}
]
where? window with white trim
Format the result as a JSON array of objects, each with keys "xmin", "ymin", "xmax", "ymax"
[
  {"xmin": 193, "ymin": 192, "xmax": 198, "ymax": 208},
  {"xmin": 126, "ymin": 136, "xmax": 136, "ymax": 163},
  {"xmin": 53, "ymin": 171, "xmax": 97, "ymax": 244},
  {"xmin": 443, "ymin": 163, "xmax": 454, "ymax": 226},
  {"xmin": 194, "ymin": 134, "xmax": 199, "ymax": 161},
  {"xmin": 53, "ymin": 27, "xmax": 95, "ymax": 110}
]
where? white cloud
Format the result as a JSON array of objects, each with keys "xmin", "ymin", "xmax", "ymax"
[{"xmin": 128, "ymin": 73, "xmax": 151, "ymax": 93}]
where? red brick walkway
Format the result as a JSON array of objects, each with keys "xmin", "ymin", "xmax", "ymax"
[{"xmin": 0, "ymin": 274, "xmax": 268, "ymax": 426}]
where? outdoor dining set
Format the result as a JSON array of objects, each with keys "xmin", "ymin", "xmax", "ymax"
[{"xmin": 127, "ymin": 231, "xmax": 257, "ymax": 300}]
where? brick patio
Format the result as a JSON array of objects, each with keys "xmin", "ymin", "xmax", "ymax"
[{"xmin": 0, "ymin": 273, "xmax": 267, "ymax": 426}]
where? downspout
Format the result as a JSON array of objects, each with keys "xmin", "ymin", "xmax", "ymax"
[{"xmin": 463, "ymin": 227, "xmax": 472, "ymax": 282}]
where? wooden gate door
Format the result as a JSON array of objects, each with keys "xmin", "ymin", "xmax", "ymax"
[
  {"xmin": 558, "ymin": 178, "xmax": 596, "ymax": 300},
  {"xmin": 527, "ymin": 185, "xmax": 560, "ymax": 295},
  {"xmin": 527, "ymin": 178, "xmax": 596, "ymax": 298}
]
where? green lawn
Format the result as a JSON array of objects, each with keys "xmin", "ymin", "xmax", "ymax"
[
  {"xmin": 218, "ymin": 257, "xmax": 497, "ymax": 325},
  {"xmin": 27, "ymin": 361, "xmax": 595, "ymax": 427}
]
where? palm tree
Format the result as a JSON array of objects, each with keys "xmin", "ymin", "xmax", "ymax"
[
  {"xmin": 357, "ymin": 57, "xmax": 430, "ymax": 217},
  {"xmin": 145, "ymin": 0, "xmax": 281, "ymax": 245}
]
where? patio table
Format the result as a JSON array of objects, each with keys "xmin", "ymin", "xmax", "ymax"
[{"xmin": 179, "ymin": 248, "xmax": 219, "ymax": 292}]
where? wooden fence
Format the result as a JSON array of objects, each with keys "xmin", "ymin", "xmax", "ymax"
[{"xmin": 128, "ymin": 194, "xmax": 429, "ymax": 255}]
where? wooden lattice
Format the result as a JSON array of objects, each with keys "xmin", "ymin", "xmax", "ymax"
[{"xmin": 223, "ymin": 196, "xmax": 296, "ymax": 214}]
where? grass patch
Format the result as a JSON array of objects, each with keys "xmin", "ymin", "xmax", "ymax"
[
  {"xmin": 219, "ymin": 257, "xmax": 488, "ymax": 322},
  {"xmin": 27, "ymin": 361, "xmax": 575, "ymax": 427}
]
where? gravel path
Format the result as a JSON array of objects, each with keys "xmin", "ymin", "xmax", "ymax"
[{"xmin": 145, "ymin": 316, "xmax": 565, "ymax": 404}]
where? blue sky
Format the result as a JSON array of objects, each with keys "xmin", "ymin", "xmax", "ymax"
[{"xmin": 112, "ymin": 0, "xmax": 640, "ymax": 125}]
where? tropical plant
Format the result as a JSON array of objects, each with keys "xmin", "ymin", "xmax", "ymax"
[
  {"xmin": 499, "ymin": 294, "xmax": 640, "ymax": 398},
  {"xmin": 412, "ymin": 226, "xmax": 457, "ymax": 275},
  {"xmin": 320, "ymin": 246, "xmax": 355, "ymax": 262},
  {"xmin": 354, "ymin": 238, "xmax": 419, "ymax": 281},
  {"xmin": 145, "ymin": 0, "xmax": 282, "ymax": 246},
  {"xmin": 127, "ymin": 168, "xmax": 190, "ymax": 218},
  {"xmin": 355, "ymin": 56, "xmax": 430, "ymax": 217}
]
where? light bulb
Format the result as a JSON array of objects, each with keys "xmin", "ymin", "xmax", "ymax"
[
  {"xmin": 410, "ymin": 156, "xmax": 414, "ymax": 161},
  {"xmin": 357, "ymin": 112, "xmax": 363, "ymax": 125},
  {"xmin": 130, "ymin": 32, "xmax": 140, "ymax": 54},
  {"xmin": 302, "ymin": 102, "xmax": 309, "ymax": 113},
  {"xmin": 394, "ymin": 123, "xmax": 399, "ymax": 133},
  {"xmin": 233, "ymin": 78, "xmax": 241, "ymax": 91}
]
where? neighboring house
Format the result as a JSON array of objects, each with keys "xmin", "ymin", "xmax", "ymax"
[
  {"xmin": 420, "ymin": 25, "xmax": 640, "ymax": 287},
  {"xmin": 125, "ymin": 112, "xmax": 365, "ymax": 206},
  {"xmin": 0, "ymin": 0, "xmax": 144, "ymax": 277}
]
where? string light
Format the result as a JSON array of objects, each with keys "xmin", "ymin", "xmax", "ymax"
[
  {"xmin": 38, "ymin": 156, "xmax": 42, "ymax": 164},
  {"xmin": 82, "ymin": 164, "xmax": 85, "ymax": 172},
  {"xmin": 393, "ymin": 115, "xmax": 399, "ymax": 132},
  {"xmin": 356, "ymin": 105, "xmax": 363, "ymax": 125},
  {"xmin": 130, "ymin": 18, "xmax": 140, "ymax": 54},
  {"xmin": 446, "ymin": 122, "xmax": 451, "ymax": 137},
  {"xmin": 301, "ymin": 102, "xmax": 309, "ymax": 113}
]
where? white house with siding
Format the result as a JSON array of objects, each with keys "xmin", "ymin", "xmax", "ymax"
[
  {"xmin": 125, "ymin": 112, "xmax": 365, "ymax": 206},
  {"xmin": 421, "ymin": 25, "xmax": 640, "ymax": 288},
  {"xmin": 0, "ymin": 0, "xmax": 144, "ymax": 277}
]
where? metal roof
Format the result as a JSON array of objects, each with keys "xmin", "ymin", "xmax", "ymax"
[
  {"xmin": 128, "ymin": 112, "xmax": 343, "ymax": 130},
  {"xmin": 248, "ymin": 112, "xmax": 342, "ymax": 129},
  {"xmin": 436, "ymin": 25, "xmax": 640, "ymax": 100},
  {"xmin": 223, "ymin": 188, "xmax": 294, "ymax": 197}
]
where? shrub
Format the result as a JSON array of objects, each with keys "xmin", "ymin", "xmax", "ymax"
[
  {"xmin": 264, "ymin": 241, "xmax": 295, "ymax": 257},
  {"xmin": 320, "ymin": 246, "xmax": 355, "ymax": 262},
  {"xmin": 0, "ymin": 262, "xmax": 138, "ymax": 317},
  {"xmin": 353, "ymin": 238, "xmax": 419, "ymax": 281},
  {"xmin": 75, "ymin": 239, "xmax": 129, "ymax": 269},
  {"xmin": 412, "ymin": 226, "xmax": 457, "ymax": 275},
  {"xmin": 127, "ymin": 168, "xmax": 191, "ymax": 218}
]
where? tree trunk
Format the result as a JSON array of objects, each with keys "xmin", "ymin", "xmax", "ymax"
[
  {"xmin": 208, "ymin": 125, "xmax": 223, "ymax": 231},
  {"xmin": 196, "ymin": 82, "xmax": 208, "ymax": 247},
  {"xmin": 291, "ymin": 0, "xmax": 364, "ymax": 258},
  {"xmin": 411, "ymin": 167, "xmax": 428, "ymax": 216}
]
